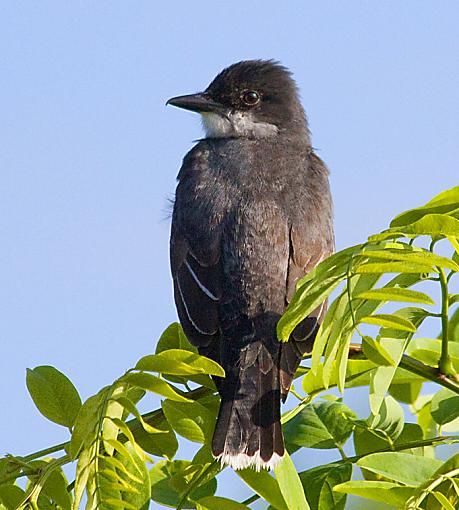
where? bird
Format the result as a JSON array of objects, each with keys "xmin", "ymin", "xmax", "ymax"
[{"xmin": 167, "ymin": 60, "xmax": 334, "ymax": 471}]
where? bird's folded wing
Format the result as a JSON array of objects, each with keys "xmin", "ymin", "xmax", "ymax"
[
  {"xmin": 280, "ymin": 224, "xmax": 333, "ymax": 400},
  {"xmin": 170, "ymin": 226, "xmax": 222, "ymax": 356}
]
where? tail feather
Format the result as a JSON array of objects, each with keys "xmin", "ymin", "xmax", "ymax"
[{"xmin": 211, "ymin": 344, "xmax": 284, "ymax": 471}]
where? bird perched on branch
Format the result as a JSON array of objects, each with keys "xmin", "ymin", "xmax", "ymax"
[{"xmin": 167, "ymin": 60, "xmax": 334, "ymax": 471}]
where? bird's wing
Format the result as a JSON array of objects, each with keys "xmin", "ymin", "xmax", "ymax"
[
  {"xmin": 170, "ymin": 220, "xmax": 223, "ymax": 362},
  {"xmin": 279, "ymin": 155, "xmax": 334, "ymax": 400}
]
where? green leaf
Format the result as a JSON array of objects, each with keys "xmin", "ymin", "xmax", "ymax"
[
  {"xmin": 415, "ymin": 400, "xmax": 438, "ymax": 444},
  {"xmin": 283, "ymin": 401, "xmax": 356, "ymax": 451},
  {"xmin": 308, "ymin": 290, "xmax": 343, "ymax": 377},
  {"xmin": 362, "ymin": 336, "xmax": 395, "ymax": 365},
  {"xmin": 296, "ymin": 245, "xmax": 363, "ymax": 290},
  {"xmin": 398, "ymin": 214, "xmax": 459, "ymax": 237},
  {"xmin": 196, "ymin": 496, "xmax": 250, "ymax": 510},
  {"xmin": 333, "ymin": 480, "xmax": 414, "ymax": 507},
  {"xmin": 450, "ymin": 236, "xmax": 459, "ymax": 256},
  {"xmin": 389, "ymin": 381, "xmax": 422, "ymax": 404},
  {"xmin": 335, "ymin": 327, "xmax": 352, "ymax": 393},
  {"xmin": 155, "ymin": 324, "xmax": 213, "ymax": 387},
  {"xmin": 122, "ymin": 372, "xmax": 191, "ymax": 402},
  {"xmin": 311, "ymin": 289, "xmax": 350, "ymax": 382},
  {"xmin": 111, "ymin": 395, "xmax": 168, "ymax": 434},
  {"xmin": 0, "ymin": 461, "xmax": 19, "ymax": 489},
  {"xmin": 356, "ymin": 261, "xmax": 433, "ymax": 274},
  {"xmin": 278, "ymin": 276, "xmax": 343, "ymax": 341},
  {"xmin": 26, "ymin": 365, "xmax": 82, "ymax": 428},
  {"xmin": 369, "ymin": 396, "xmax": 404, "ymax": 442},
  {"xmin": 449, "ymin": 307, "xmax": 459, "ymax": 342},
  {"xmin": 380, "ymin": 306, "xmax": 430, "ymax": 339},
  {"xmin": 131, "ymin": 414, "xmax": 178, "ymax": 460},
  {"xmin": 369, "ymin": 339, "xmax": 409, "ymax": 415},
  {"xmin": 432, "ymin": 491, "xmax": 457, "ymax": 510},
  {"xmin": 348, "ymin": 366, "xmax": 423, "ymax": 389},
  {"xmin": 393, "ymin": 198, "xmax": 459, "ymax": 227},
  {"xmin": 191, "ymin": 445, "xmax": 214, "ymax": 465},
  {"xmin": 70, "ymin": 389, "xmax": 107, "ymax": 458},
  {"xmin": 429, "ymin": 452, "xmax": 459, "ymax": 479},
  {"xmin": 360, "ymin": 247, "xmax": 459, "ymax": 273},
  {"xmin": 442, "ymin": 415, "xmax": 459, "ymax": 432},
  {"xmin": 431, "ymin": 388, "xmax": 459, "ymax": 425},
  {"xmin": 274, "ymin": 453, "xmax": 309, "ymax": 510},
  {"xmin": 364, "ymin": 308, "xmax": 426, "ymax": 416},
  {"xmin": 403, "ymin": 453, "xmax": 459, "ymax": 509},
  {"xmin": 312, "ymin": 273, "xmax": 381, "ymax": 389},
  {"xmin": 103, "ymin": 385, "xmax": 126, "ymax": 456},
  {"xmin": 357, "ymin": 452, "xmax": 443, "ymax": 486},
  {"xmin": 150, "ymin": 460, "xmax": 217, "ymax": 508},
  {"xmin": 155, "ymin": 322, "xmax": 198, "ymax": 354},
  {"xmin": 392, "ymin": 423, "xmax": 425, "ymax": 456},
  {"xmin": 135, "ymin": 350, "xmax": 224, "ymax": 377},
  {"xmin": 329, "ymin": 274, "xmax": 383, "ymax": 392},
  {"xmin": 356, "ymin": 287, "xmax": 435, "ymax": 305},
  {"xmin": 279, "ymin": 247, "xmax": 366, "ymax": 343},
  {"xmin": 299, "ymin": 462, "xmax": 352, "ymax": 510},
  {"xmin": 407, "ymin": 338, "xmax": 459, "ymax": 371},
  {"xmin": 0, "ymin": 485, "xmax": 26, "ymax": 510},
  {"xmin": 109, "ymin": 444, "xmax": 151, "ymax": 510},
  {"xmin": 72, "ymin": 444, "xmax": 91, "ymax": 509},
  {"xmin": 154, "ymin": 326, "xmax": 215, "ymax": 389},
  {"xmin": 237, "ymin": 469, "xmax": 288, "ymax": 510},
  {"xmin": 38, "ymin": 463, "xmax": 72, "ymax": 510},
  {"xmin": 390, "ymin": 186, "xmax": 459, "ymax": 227},
  {"xmin": 302, "ymin": 359, "xmax": 377, "ymax": 394},
  {"xmin": 162, "ymin": 399, "xmax": 216, "ymax": 443},
  {"xmin": 360, "ymin": 313, "xmax": 416, "ymax": 332},
  {"xmin": 354, "ymin": 423, "xmax": 424, "ymax": 462}
]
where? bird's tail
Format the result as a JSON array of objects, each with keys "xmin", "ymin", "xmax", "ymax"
[{"xmin": 211, "ymin": 341, "xmax": 284, "ymax": 471}]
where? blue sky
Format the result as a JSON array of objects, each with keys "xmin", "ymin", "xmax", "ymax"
[{"xmin": 1, "ymin": 1, "xmax": 458, "ymax": 507}]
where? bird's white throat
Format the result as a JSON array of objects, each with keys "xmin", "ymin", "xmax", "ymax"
[{"xmin": 201, "ymin": 111, "xmax": 278, "ymax": 139}]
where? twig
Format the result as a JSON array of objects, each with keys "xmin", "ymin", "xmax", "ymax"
[{"xmin": 438, "ymin": 268, "xmax": 457, "ymax": 378}]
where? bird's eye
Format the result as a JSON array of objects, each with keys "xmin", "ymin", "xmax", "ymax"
[{"xmin": 241, "ymin": 90, "xmax": 260, "ymax": 106}]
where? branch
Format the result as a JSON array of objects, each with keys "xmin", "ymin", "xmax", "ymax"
[
  {"xmin": 399, "ymin": 353, "xmax": 459, "ymax": 393},
  {"xmin": 349, "ymin": 344, "xmax": 459, "ymax": 395}
]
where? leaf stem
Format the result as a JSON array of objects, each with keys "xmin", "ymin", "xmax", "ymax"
[
  {"xmin": 17, "ymin": 454, "xmax": 70, "ymax": 509},
  {"xmin": 345, "ymin": 256, "xmax": 364, "ymax": 340},
  {"xmin": 337, "ymin": 445, "xmax": 348, "ymax": 460},
  {"xmin": 21, "ymin": 441, "xmax": 69, "ymax": 462},
  {"xmin": 241, "ymin": 493, "xmax": 260, "ymax": 505},
  {"xmin": 438, "ymin": 267, "xmax": 457, "ymax": 378},
  {"xmin": 0, "ymin": 441, "xmax": 71, "ymax": 485}
]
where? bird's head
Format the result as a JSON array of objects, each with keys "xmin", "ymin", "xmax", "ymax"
[{"xmin": 167, "ymin": 60, "xmax": 308, "ymax": 139}]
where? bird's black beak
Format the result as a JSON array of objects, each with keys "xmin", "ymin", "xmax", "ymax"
[{"xmin": 166, "ymin": 93, "xmax": 223, "ymax": 114}]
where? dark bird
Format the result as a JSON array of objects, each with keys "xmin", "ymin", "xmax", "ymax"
[{"xmin": 167, "ymin": 60, "xmax": 334, "ymax": 470}]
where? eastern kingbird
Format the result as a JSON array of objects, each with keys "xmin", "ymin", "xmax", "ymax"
[{"xmin": 167, "ymin": 60, "xmax": 334, "ymax": 471}]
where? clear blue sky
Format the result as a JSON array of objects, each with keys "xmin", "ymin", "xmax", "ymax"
[{"xmin": 1, "ymin": 1, "xmax": 458, "ymax": 507}]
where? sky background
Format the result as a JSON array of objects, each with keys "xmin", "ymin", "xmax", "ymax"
[{"xmin": 1, "ymin": 1, "xmax": 458, "ymax": 508}]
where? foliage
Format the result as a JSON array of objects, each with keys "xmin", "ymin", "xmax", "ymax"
[{"xmin": 1, "ymin": 186, "xmax": 459, "ymax": 509}]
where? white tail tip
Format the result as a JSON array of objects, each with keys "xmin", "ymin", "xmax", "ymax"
[{"xmin": 215, "ymin": 450, "xmax": 284, "ymax": 471}]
